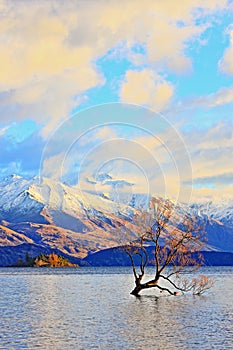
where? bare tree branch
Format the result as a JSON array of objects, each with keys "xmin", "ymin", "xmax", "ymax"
[{"xmin": 121, "ymin": 197, "xmax": 213, "ymax": 297}]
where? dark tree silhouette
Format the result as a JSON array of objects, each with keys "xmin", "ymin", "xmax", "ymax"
[{"xmin": 122, "ymin": 197, "xmax": 213, "ymax": 296}]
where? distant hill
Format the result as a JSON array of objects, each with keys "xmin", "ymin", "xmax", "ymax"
[{"xmin": 84, "ymin": 246, "xmax": 233, "ymax": 267}]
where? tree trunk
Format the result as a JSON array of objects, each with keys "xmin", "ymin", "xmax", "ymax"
[
  {"xmin": 130, "ymin": 285, "xmax": 143, "ymax": 296},
  {"xmin": 130, "ymin": 279, "xmax": 158, "ymax": 296}
]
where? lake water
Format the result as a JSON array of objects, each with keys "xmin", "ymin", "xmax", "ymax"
[{"xmin": 0, "ymin": 266, "xmax": 233, "ymax": 350}]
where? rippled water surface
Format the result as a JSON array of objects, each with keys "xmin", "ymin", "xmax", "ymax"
[{"xmin": 0, "ymin": 266, "xmax": 233, "ymax": 349}]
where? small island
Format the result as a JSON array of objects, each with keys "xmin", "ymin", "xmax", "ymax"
[{"xmin": 11, "ymin": 252, "xmax": 78, "ymax": 268}]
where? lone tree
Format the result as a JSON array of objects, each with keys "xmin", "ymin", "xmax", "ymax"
[{"xmin": 122, "ymin": 197, "xmax": 213, "ymax": 296}]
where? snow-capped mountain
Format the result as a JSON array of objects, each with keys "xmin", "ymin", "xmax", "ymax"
[
  {"xmin": 0, "ymin": 174, "xmax": 134, "ymax": 223},
  {"xmin": 0, "ymin": 175, "xmax": 139, "ymax": 265},
  {"xmin": 188, "ymin": 200, "xmax": 233, "ymax": 228},
  {"xmin": 0, "ymin": 174, "xmax": 232, "ymax": 266}
]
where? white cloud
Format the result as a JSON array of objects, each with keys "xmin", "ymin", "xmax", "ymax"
[
  {"xmin": 41, "ymin": 152, "xmax": 66, "ymax": 179},
  {"xmin": 0, "ymin": 124, "xmax": 11, "ymax": 137},
  {"xmin": 175, "ymin": 85, "xmax": 233, "ymax": 112},
  {"xmin": 219, "ymin": 24, "xmax": 233, "ymax": 75},
  {"xmin": 0, "ymin": 0, "xmax": 229, "ymax": 137},
  {"xmin": 120, "ymin": 70, "xmax": 174, "ymax": 111},
  {"xmin": 190, "ymin": 184, "xmax": 233, "ymax": 203},
  {"xmin": 181, "ymin": 119, "xmax": 233, "ymax": 201},
  {"xmin": 194, "ymin": 122, "xmax": 233, "ymax": 150},
  {"xmin": 1, "ymin": 0, "xmax": 232, "ymax": 204},
  {"xmin": 0, "ymin": 1, "xmax": 104, "ymax": 136}
]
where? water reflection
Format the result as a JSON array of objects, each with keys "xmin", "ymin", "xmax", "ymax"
[
  {"xmin": 26, "ymin": 274, "xmax": 73, "ymax": 349},
  {"xmin": 0, "ymin": 267, "xmax": 233, "ymax": 349}
]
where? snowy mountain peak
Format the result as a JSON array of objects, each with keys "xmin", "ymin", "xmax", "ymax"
[{"xmin": 0, "ymin": 175, "xmax": 233, "ymax": 263}]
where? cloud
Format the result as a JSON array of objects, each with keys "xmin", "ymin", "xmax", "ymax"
[
  {"xmin": 120, "ymin": 70, "xmax": 174, "ymax": 110},
  {"xmin": 0, "ymin": 62, "xmax": 104, "ymax": 138},
  {"xmin": 0, "ymin": 129, "xmax": 44, "ymax": 178},
  {"xmin": 180, "ymin": 119, "xmax": 233, "ymax": 201},
  {"xmin": 187, "ymin": 85, "xmax": 233, "ymax": 109},
  {"xmin": 0, "ymin": 124, "xmax": 11, "ymax": 137},
  {"xmin": 170, "ymin": 85, "xmax": 233, "ymax": 122},
  {"xmin": 41, "ymin": 152, "xmax": 67, "ymax": 179},
  {"xmin": 219, "ymin": 24, "xmax": 233, "ymax": 75},
  {"xmin": 1, "ymin": 0, "xmax": 232, "ymax": 203},
  {"xmin": 0, "ymin": 0, "xmax": 228, "ymax": 138},
  {"xmin": 189, "ymin": 184, "xmax": 233, "ymax": 202},
  {"xmin": 0, "ymin": 1, "xmax": 104, "ymax": 136},
  {"xmin": 103, "ymin": 179, "xmax": 134, "ymax": 188},
  {"xmin": 74, "ymin": 131, "xmax": 189, "ymax": 201},
  {"xmin": 38, "ymin": 104, "xmax": 194, "ymax": 202},
  {"xmin": 95, "ymin": 173, "xmax": 113, "ymax": 182},
  {"xmin": 94, "ymin": 126, "xmax": 118, "ymax": 142},
  {"xmin": 191, "ymin": 146, "xmax": 233, "ymax": 179},
  {"xmin": 185, "ymin": 172, "xmax": 233, "ymax": 186},
  {"xmin": 194, "ymin": 122, "xmax": 233, "ymax": 150},
  {"xmin": 85, "ymin": 172, "xmax": 134, "ymax": 192},
  {"xmin": 86, "ymin": 177, "xmax": 97, "ymax": 185},
  {"xmin": 97, "ymin": 0, "xmax": 228, "ymax": 73}
]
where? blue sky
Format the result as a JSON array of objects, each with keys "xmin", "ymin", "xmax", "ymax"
[{"xmin": 0, "ymin": 0, "xmax": 233, "ymax": 203}]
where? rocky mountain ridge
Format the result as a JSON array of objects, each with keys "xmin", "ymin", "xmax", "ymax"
[{"xmin": 0, "ymin": 175, "xmax": 232, "ymax": 266}]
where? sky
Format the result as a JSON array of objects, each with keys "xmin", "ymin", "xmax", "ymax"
[{"xmin": 0, "ymin": 0, "xmax": 233, "ymax": 203}]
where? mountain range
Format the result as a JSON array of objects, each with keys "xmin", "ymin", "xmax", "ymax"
[{"xmin": 0, "ymin": 174, "xmax": 233, "ymax": 266}]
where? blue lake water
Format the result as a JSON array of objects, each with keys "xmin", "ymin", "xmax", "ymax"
[{"xmin": 0, "ymin": 266, "xmax": 233, "ymax": 349}]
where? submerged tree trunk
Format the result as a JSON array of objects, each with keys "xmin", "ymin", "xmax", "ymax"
[
  {"xmin": 130, "ymin": 285, "xmax": 143, "ymax": 296},
  {"xmin": 130, "ymin": 278, "xmax": 159, "ymax": 296},
  {"xmin": 130, "ymin": 275, "xmax": 179, "ymax": 296}
]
